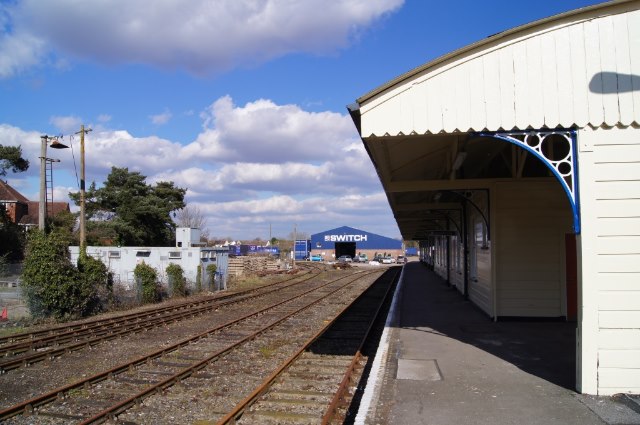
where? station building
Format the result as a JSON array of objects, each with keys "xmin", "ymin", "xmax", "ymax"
[
  {"xmin": 310, "ymin": 226, "xmax": 402, "ymax": 261},
  {"xmin": 349, "ymin": 1, "xmax": 640, "ymax": 395}
]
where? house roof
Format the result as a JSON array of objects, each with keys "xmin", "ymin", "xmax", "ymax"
[
  {"xmin": 19, "ymin": 201, "xmax": 70, "ymax": 226},
  {"xmin": 0, "ymin": 180, "xmax": 29, "ymax": 203}
]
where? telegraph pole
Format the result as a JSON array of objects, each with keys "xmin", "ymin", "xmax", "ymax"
[{"xmin": 76, "ymin": 125, "xmax": 92, "ymax": 255}]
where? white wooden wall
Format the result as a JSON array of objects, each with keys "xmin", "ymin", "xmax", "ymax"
[
  {"xmin": 494, "ymin": 181, "xmax": 573, "ymax": 317},
  {"xmin": 359, "ymin": 4, "xmax": 640, "ymax": 137},
  {"xmin": 578, "ymin": 126, "xmax": 640, "ymax": 395}
]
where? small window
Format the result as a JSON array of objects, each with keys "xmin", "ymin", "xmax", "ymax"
[
  {"xmin": 177, "ymin": 242, "xmax": 182, "ymax": 247},
  {"xmin": 169, "ymin": 251, "xmax": 181, "ymax": 259},
  {"xmin": 108, "ymin": 251, "xmax": 120, "ymax": 258},
  {"xmin": 136, "ymin": 251, "xmax": 151, "ymax": 257}
]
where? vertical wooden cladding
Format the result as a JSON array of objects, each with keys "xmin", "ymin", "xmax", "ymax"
[
  {"xmin": 494, "ymin": 181, "xmax": 573, "ymax": 317},
  {"xmin": 358, "ymin": 8, "xmax": 640, "ymax": 137}
]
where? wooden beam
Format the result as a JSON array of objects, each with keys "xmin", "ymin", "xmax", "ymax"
[{"xmin": 386, "ymin": 179, "xmax": 495, "ymax": 192}]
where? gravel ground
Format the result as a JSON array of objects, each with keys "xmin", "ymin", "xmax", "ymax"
[{"xmin": 1, "ymin": 266, "xmax": 384, "ymax": 424}]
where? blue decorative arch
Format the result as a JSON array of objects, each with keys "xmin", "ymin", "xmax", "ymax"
[{"xmin": 476, "ymin": 129, "xmax": 580, "ymax": 233}]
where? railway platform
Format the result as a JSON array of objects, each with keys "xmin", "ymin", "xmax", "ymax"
[{"xmin": 356, "ymin": 261, "xmax": 640, "ymax": 425}]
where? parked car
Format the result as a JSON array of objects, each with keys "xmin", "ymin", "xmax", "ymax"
[
  {"xmin": 352, "ymin": 254, "xmax": 368, "ymax": 263},
  {"xmin": 396, "ymin": 255, "xmax": 407, "ymax": 264},
  {"xmin": 310, "ymin": 254, "xmax": 323, "ymax": 262},
  {"xmin": 381, "ymin": 256, "xmax": 394, "ymax": 264},
  {"xmin": 337, "ymin": 255, "xmax": 353, "ymax": 263}
]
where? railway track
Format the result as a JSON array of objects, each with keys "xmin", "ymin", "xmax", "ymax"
[
  {"xmin": 0, "ymin": 264, "xmax": 324, "ymax": 372},
  {"xmin": 219, "ymin": 267, "xmax": 400, "ymax": 425},
  {"xmin": 1, "ymin": 266, "xmax": 382, "ymax": 423}
]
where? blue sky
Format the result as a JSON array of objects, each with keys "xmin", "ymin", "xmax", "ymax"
[{"xmin": 0, "ymin": 0, "xmax": 601, "ymax": 241}]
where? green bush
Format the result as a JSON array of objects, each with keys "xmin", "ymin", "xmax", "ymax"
[
  {"xmin": 166, "ymin": 263, "xmax": 185, "ymax": 297},
  {"xmin": 77, "ymin": 253, "xmax": 113, "ymax": 311},
  {"xmin": 195, "ymin": 265, "xmax": 202, "ymax": 293},
  {"xmin": 21, "ymin": 230, "xmax": 99, "ymax": 319},
  {"xmin": 134, "ymin": 262, "xmax": 159, "ymax": 304},
  {"xmin": 206, "ymin": 264, "xmax": 217, "ymax": 290}
]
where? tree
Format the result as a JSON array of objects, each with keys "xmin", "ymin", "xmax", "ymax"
[
  {"xmin": 0, "ymin": 205, "xmax": 25, "ymax": 261},
  {"xmin": 0, "ymin": 145, "xmax": 29, "ymax": 177},
  {"xmin": 0, "ymin": 144, "xmax": 29, "ymax": 260},
  {"xmin": 174, "ymin": 204, "xmax": 208, "ymax": 230},
  {"xmin": 70, "ymin": 167, "xmax": 186, "ymax": 246}
]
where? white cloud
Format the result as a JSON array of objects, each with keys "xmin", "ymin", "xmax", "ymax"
[
  {"xmin": 49, "ymin": 115, "xmax": 82, "ymax": 133},
  {"xmin": 0, "ymin": 95, "xmax": 400, "ymax": 240},
  {"xmin": 150, "ymin": 109, "xmax": 172, "ymax": 125},
  {"xmin": 0, "ymin": 0, "xmax": 403, "ymax": 78},
  {"xmin": 97, "ymin": 114, "xmax": 111, "ymax": 123},
  {"xmin": 184, "ymin": 96, "xmax": 359, "ymax": 163}
]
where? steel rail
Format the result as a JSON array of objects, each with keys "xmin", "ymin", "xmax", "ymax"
[
  {"xmin": 0, "ymin": 268, "xmax": 375, "ymax": 422},
  {"xmin": 0, "ymin": 268, "xmax": 323, "ymax": 369},
  {"xmin": 216, "ymin": 267, "xmax": 400, "ymax": 425},
  {"xmin": 0, "ymin": 265, "xmax": 316, "ymax": 348},
  {"xmin": 321, "ymin": 268, "xmax": 400, "ymax": 424}
]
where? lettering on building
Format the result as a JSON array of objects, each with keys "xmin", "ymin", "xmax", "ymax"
[{"xmin": 324, "ymin": 234, "xmax": 368, "ymax": 242}]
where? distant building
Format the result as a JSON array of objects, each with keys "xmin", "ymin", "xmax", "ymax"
[
  {"xmin": 310, "ymin": 226, "xmax": 402, "ymax": 260},
  {"xmin": 70, "ymin": 228, "xmax": 229, "ymax": 292},
  {"xmin": 0, "ymin": 180, "xmax": 69, "ymax": 228}
]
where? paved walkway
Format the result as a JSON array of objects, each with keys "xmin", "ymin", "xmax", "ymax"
[{"xmin": 355, "ymin": 262, "xmax": 640, "ymax": 425}]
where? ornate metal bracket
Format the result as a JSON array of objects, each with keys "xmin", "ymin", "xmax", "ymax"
[{"xmin": 476, "ymin": 129, "xmax": 580, "ymax": 233}]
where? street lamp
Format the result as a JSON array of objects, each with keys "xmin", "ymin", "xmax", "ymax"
[{"xmin": 39, "ymin": 135, "xmax": 68, "ymax": 231}]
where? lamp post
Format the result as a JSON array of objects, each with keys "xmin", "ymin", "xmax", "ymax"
[
  {"xmin": 39, "ymin": 135, "xmax": 69, "ymax": 231},
  {"xmin": 76, "ymin": 125, "xmax": 92, "ymax": 254}
]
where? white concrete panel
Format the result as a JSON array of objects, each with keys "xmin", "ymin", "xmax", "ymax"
[
  {"xmin": 598, "ymin": 16, "xmax": 621, "ymax": 126},
  {"xmin": 540, "ymin": 31, "xmax": 560, "ymax": 128},
  {"xmin": 483, "ymin": 54, "xmax": 501, "ymax": 131},
  {"xmin": 569, "ymin": 23, "xmax": 591, "ymax": 128},
  {"xmin": 612, "ymin": 13, "xmax": 635, "ymax": 126},
  {"xmin": 599, "ymin": 311, "xmax": 640, "ymax": 328},
  {"xmin": 555, "ymin": 27, "xmax": 575, "ymax": 127},
  {"xmin": 599, "ymin": 350, "xmax": 640, "ymax": 368},
  {"xmin": 526, "ymin": 37, "xmax": 545, "ymax": 129},
  {"xmin": 468, "ymin": 58, "xmax": 486, "ymax": 131},
  {"xmin": 584, "ymin": 19, "xmax": 605, "ymax": 126},
  {"xmin": 497, "ymin": 46, "xmax": 515, "ymax": 130}
]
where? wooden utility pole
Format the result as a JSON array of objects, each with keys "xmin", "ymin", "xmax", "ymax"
[{"xmin": 76, "ymin": 125, "xmax": 92, "ymax": 255}]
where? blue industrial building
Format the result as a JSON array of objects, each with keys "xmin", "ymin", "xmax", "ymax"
[{"xmin": 310, "ymin": 226, "xmax": 402, "ymax": 261}]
